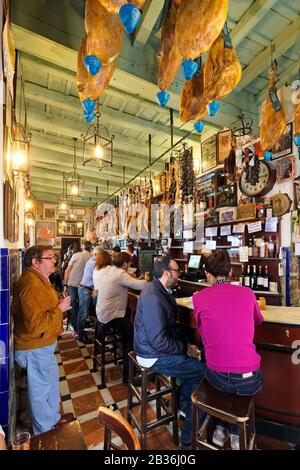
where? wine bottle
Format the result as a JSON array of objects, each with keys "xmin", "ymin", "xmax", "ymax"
[
  {"xmin": 257, "ymin": 265, "xmax": 264, "ymax": 291},
  {"xmin": 239, "ymin": 265, "xmax": 245, "ymax": 286},
  {"xmin": 251, "ymin": 265, "xmax": 257, "ymax": 291},
  {"xmin": 263, "ymin": 265, "xmax": 270, "ymax": 291},
  {"xmin": 252, "ymin": 236, "xmax": 258, "ymax": 258},
  {"xmin": 244, "ymin": 265, "xmax": 251, "ymax": 288},
  {"xmin": 268, "ymin": 237, "xmax": 274, "ymax": 258},
  {"xmin": 248, "ymin": 238, "xmax": 253, "ymax": 257},
  {"xmin": 260, "ymin": 237, "xmax": 265, "ymax": 258}
]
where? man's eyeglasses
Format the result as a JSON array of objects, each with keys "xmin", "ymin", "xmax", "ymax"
[
  {"xmin": 40, "ymin": 256, "xmax": 56, "ymax": 260},
  {"xmin": 167, "ymin": 268, "xmax": 181, "ymax": 273}
]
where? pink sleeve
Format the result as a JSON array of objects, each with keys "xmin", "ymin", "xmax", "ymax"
[
  {"xmin": 254, "ymin": 297, "xmax": 264, "ymax": 325},
  {"xmin": 192, "ymin": 295, "xmax": 201, "ymax": 330}
]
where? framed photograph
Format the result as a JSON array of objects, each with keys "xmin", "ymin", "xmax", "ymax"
[
  {"xmin": 271, "ymin": 122, "xmax": 293, "ymax": 160},
  {"xmin": 57, "ymin": 220, "xmax": 84, "ymax": 237},
  {"xmin": 44, "ymin": 206, "xmax": 56, "ymax": 220},
  {"xmin": 201, "ymin": 135, "xmax": 217, "ymax": 174},
  {"xmin": 293, "ymin": 181, "xmax": 300, "ymax": 211},
  {"xmin": 276, "ymin": 156, "xmax": 295, "ymax": 183},
  {"xmin": 36, "ymin": 221, "xmax": 55, "ymax": 245},
  {"xmin": 217, "ymin": 129, "xmax": 232, "ymax": 164},
  {"xmin": 218, "ymin": 207, "xmax": 237, "ymax": 224}
]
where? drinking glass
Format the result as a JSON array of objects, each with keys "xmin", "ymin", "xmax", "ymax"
[{"xmin": 12, "ymin": 432, "xmax": 31, "ymax": 450}]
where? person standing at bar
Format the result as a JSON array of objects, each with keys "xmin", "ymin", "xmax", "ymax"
[
  {"xmin": 12, "ymin": 245, "xmax": 72, "ymax": 435},
  {"xmin": 64, "ymin": 241, "xmax": 92, "ymax": 335},
  {"xmin": 125, "ymin": 244, "xmax": 139, "ymax": 276},
  {"xmin": 193, "ymin": 250, "xmax": 264, "ymax": 450},
  {"xmin": 134, "ymin": 256, "xmax": 205, "ymax": 449},
  {"xmin": 77, "ymin": 246, "xmax": 102, "ymax": 343},
  {"xmin": 93, "ymin": 252, "xmax": 147, "ymax": 384}
]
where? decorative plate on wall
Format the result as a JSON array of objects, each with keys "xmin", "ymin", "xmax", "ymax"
[{"xmin": 270, "ymin": 193, "xmax": 292, "ymax": 216}]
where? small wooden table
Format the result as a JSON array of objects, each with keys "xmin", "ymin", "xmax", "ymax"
[{"xmin": 30, "ymin": 420, "xmax": 87, "ymax": 450}]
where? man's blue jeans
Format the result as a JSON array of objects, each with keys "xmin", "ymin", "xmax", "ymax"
[
  {"xmin": 150, "ymin": 354, "xmax": 205, "ymax": 445},
  {"xmin": 14, "ymin": 342, "xmax": 60, "ymax": 435},
  {"xmin": 78, "ymin": 286, "xmax": 92, "ymax": 336},
  {"xmin": 68, "ymin": 286, "xmax": 79, "ymax": 332}
]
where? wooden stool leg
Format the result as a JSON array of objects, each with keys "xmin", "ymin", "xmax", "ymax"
[
  {"xmin": 140, "ymin": 373, "xmax": 148, "ymax": 450},
  {"xmin": 238, "ymin": 422, "xmax": 248, "ymax": 450},
  {"xmin": 93, "ymin": 338, "xmax": 98, "ymax": 372},
  {"xmin": 155, "ymin": 375, "xmax": 161, "ymax": 420},
  {"xmin": 100, "ymin": 328, "xmax": 106, "ymax": 386},
  {"xmin": 103, "ymin": 427, "xmax": 112, "ymax": 450},
  {"xmin": 127, "ymin": 357, "xmax": 134, "ymax": 425},
  {"xmin": 171, "ymin": 378, "xmax": 179, "ymax": 445},
  {"xmin": 192, "ymin": 403, "xmax": 198, "ymax": 450},
  {"xmin": 113, "ymin": 329, "xmax": 118, "ymax": 365},
  {"xmin": 248, "ymin": 402, "xmax": 256, "ymax": 449}
]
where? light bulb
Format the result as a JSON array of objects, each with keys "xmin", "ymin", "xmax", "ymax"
[
  {"xmin": 13, "ymin": 150, "xmax": 26, "ymax": 168},
  {"xmin": 95, "ymin": 144, "xmax": 103, "ymax": 158},
  {"xmin": 193, "ymin": 160, "xmax": 200, "ymax": 175},
  {"xmin": 60, "ymin": 202, "xmax": 67, "ymax": 211},
  {"xmin": 70, "ymin": 213, "xmax": 75, "ymax": 219},
  {"xmin": 25, "ymin": 200, "xmax": 33, "ymax": 211},
  {"xmin": 27, "ymin": 216, "xmax": 33, "ymax": 226},
  {"xmin": 71, "ymin": 184, "xmax": 79, "ymax": 195}
]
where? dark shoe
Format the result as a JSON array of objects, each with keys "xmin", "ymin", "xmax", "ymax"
[
  {"xmin": 55, "ymin": 413, "xmax": 75, "ymax": 427},
  {"xmin": 77, "ymin": 334, "xmax": 93, "ymax": 344},
  {"xmin": 181, "ymin": 442, "xmax": 192, "ymax": 450}
]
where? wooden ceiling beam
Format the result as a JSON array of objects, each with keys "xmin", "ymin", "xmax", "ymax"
[
  {"xmin": 231, "ymin": 0, "xmax": 279, "ymax": 48},
  {"xmin": 21, "ymin": 80, "xmax": 200, "ymax": 145},
  {"xmin": 238, "ymin": 17, "xmax": 300, "ymax": 90},
  {"xmin": 132, "ymin": 0, "xmax": 164, "ymax": 47},
  {"xmin": 256, "ymin": 61, "xmax": 299, "ymax": 104}
]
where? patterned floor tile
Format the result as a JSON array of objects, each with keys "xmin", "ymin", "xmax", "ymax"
[
  {"xmin": 64, "ymin": 359, "xmax": 89, "ymax": 376},
  {"xmin": 72, "ymin": 390, "xmax": 106, "ymax": 417},
  {"xmin": 60, "ymin": 349, "xmax": 83, "ymax": 362},
  {"xmin": 107, "ymin": 383, "xmax": 129, "ymax": 403},
  {"xmin": 67, "ymin": 373, "xmax": 97, "ymax": 394}
]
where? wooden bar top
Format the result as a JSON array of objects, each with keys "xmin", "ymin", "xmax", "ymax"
[
  {"xmin": 176, "ymin": 297, "xmax": 300, "ymax": 326},
  {"xmin": 30, "ymin": 420, "xmax": 87, "ymax": 450}
]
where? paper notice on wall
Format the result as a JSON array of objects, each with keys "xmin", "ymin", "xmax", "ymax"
[
  {"xmin": 205, "ymin": 227, "xmax": 218, "ymax": 237},
  {"xmin": 295, "ymin": 243, "xmax": 300, "ymax": 256},
  {"xmin": 183, "ymin": 230, "xmax": 194, "ymax": 239},
  {"xmin": 265, "ymin": 217, "xmax": 278, "ymax": 232},
  {"xmin": 233, "ymin": 224, "xmax": 245, "ymax": 233},
  {"xmin": 183, "ymin": 241, "xmax": 194, "ymax": 254},
  {"xmin": 247, "ymin": 221, "xmax": 262, "ymax": 233},
  {"xmin": 220, "ymin": 225, "xmax": 231, "ymax": 236},
  {"xmin": 206, "ymin": 239, "xmax": 217, "ymax": 250},
  {"xmin": 239, "ymin": 246, "xmax": 249, "ymax": 263}
]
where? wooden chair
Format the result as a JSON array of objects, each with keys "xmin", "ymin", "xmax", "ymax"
[{"xmin": 98, "ymin": 406, "xmax": 141, "ymax": 450}]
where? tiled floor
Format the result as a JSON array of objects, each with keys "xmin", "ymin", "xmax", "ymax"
[{"xmin": 57, "ymin": 330, "xmax": 180, "ymax": 450}]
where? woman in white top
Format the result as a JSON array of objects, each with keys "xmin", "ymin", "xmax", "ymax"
[{"xmin": 93, "ymin": 251, "xmax": 147, "ymax": 383}]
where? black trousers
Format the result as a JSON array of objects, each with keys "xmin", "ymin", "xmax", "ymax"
[{"xmin": 108, "ymin": 317, "xmax": 133, "ymax": 383}]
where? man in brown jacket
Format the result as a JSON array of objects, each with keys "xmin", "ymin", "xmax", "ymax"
[{"xmin": 13, "ymin": 245, "xmax": 71, "ymax": 435}]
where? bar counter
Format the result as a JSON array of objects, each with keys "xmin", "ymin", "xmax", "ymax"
[{"xmin": 175, "ymin": 296, "xmax": 300, "ymax": 443}]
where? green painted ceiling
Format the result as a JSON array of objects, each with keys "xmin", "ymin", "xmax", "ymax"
[{"xmin": 10, "ymin": 0, "xmax": 300, "ymax": 206}]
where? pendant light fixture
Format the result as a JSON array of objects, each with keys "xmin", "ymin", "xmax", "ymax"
[
  {"xmin": 66, "ymin": 138, "xmax": 84, "ymax": 199},
  {"xmin": 81, "ymin": 100, "xmax": 114, "ymax": 171}
]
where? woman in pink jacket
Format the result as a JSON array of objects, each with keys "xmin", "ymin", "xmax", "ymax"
[{"xmin": 192, "ymin": 250, "xmax": 264, "ymax": 450}]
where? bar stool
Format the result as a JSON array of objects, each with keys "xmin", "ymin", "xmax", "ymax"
[
  {"xmin": 191, "ymin": 380, "xmax": 256, "ymax": 450},
  {"xmin": 92, "ymin": 320, "xmax": 123, "ymax": 386},
  {"xmin": 127, "ymin": 351, "xmax": 179, "ymax": 450}
]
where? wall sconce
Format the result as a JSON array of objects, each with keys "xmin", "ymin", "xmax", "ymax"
[
  {"xmin": 193, "ymin": 159, "xmax": 201, "ymax": 176},
  {"xmin": 12, "ymin": 121, "xmax": 31, "ymax": 175},
  {"xmin": 57, "ymin": 174, "xmax": 69, "ymax": 215},
  {"xmin": 26, "ymin": 212, "xmax": 34, "ymax": 227}
]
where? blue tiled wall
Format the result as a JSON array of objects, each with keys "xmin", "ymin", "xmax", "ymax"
[{"xmin": 0, "ymin": 248, "xmax": 9, "ymax": 435}]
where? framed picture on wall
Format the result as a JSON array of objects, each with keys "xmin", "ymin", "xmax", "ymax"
[
  {"xmin": 271, "ymin": 122, "xmax": 293, "ymax": 160},
  {"xmin": 201, "ymin": 135, "xmax": 217, "ymax": 174},
  {"xmin": 44, "ymin": 206, "xmax": 56, "ymax": 220},
  {"xmin": 57, "ymin": 220, "xmax": 84, "ymax": 237},
  {"xmin": 36, "ymin": 221, "xmax": 56, "ymax": 245},
  {"xmin": 217, "ymin": 129, "xmax": 232, "ymax": 164}
]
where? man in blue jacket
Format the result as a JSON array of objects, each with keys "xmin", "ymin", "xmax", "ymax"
[{"xmin": 134, "ymin": 256, "xmax": 205, "ymax": 449}]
